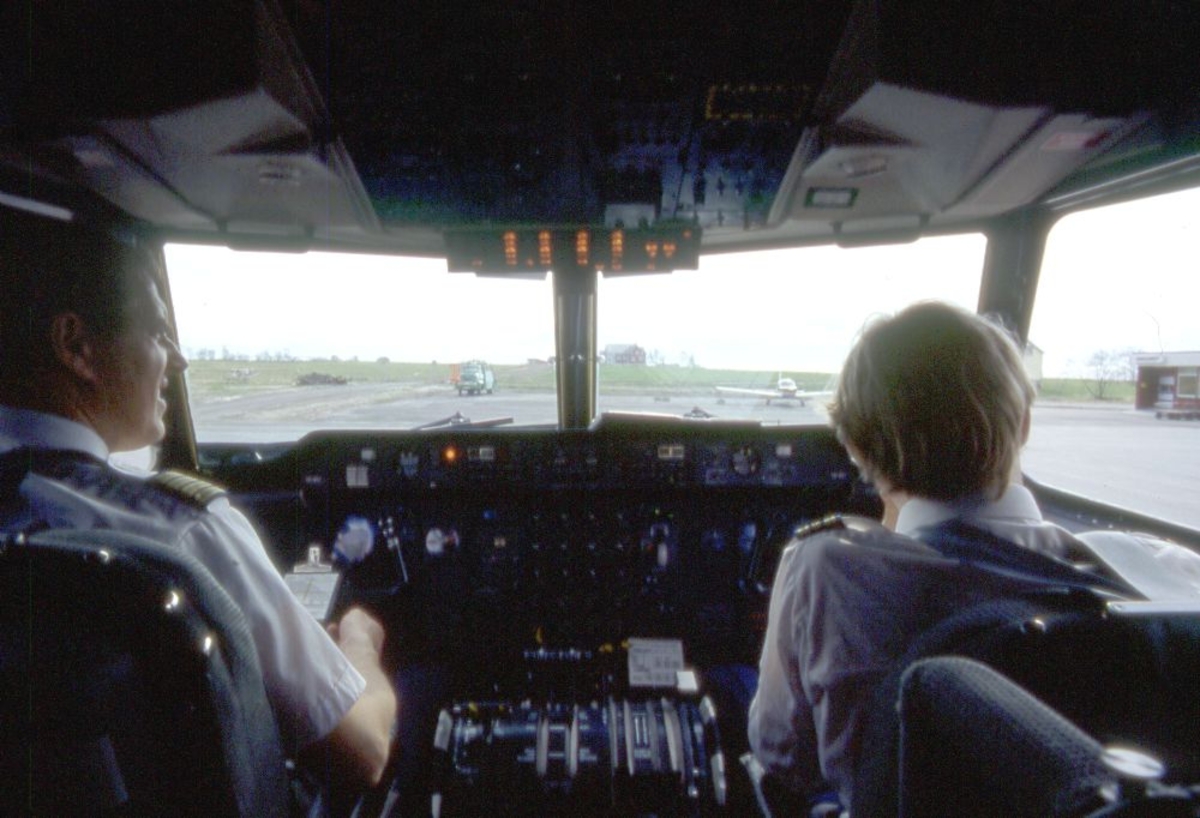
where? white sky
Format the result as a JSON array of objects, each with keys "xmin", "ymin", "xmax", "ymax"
[
  {"xmin": 165, "ymin": 186, "xmax": 1200, "ymax": 377},
  {"xmin": 1029, "ymin": 186, "xmax": 1200, "ymax": 377}
]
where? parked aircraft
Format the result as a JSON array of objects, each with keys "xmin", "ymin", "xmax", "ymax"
[{"xmin": 715, "ymin": 376, "xmax": 833, "ymax": 406}]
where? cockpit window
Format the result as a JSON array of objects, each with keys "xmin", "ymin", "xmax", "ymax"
[
  {"xmin": 165, "ymin": 245, "xmax": 558, "ymax": 441},
  {"xmin": 597, "ymin": 234, "xmax": 986, "ymax": 422},
  {"xmin": 1026, "ymin": 186, "xmax": 1200, "ymax": 529},
  {"xmin": 167, "ymin": 236, "xmax": 985, "ymax": 442}
]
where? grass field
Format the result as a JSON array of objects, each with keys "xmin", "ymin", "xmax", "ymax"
[
  {"xmin": 1037, "ymin": 378, "xmax": 1135, "ymax": 402},
  {"xmin": 183, "ymin": 359, "xmax": 1134, "ymax": 403},
  {"xmin": 183, "ymin": 360, "xmax": 837, "ymax": 395}
]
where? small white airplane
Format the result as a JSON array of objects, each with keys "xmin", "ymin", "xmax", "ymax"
[{"xmin": 714, "ymin": 376, "xmax": 833, "ymax": 406}]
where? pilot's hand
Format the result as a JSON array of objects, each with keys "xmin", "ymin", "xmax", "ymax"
[{"xmin": 329, "ymin": 606, "xmax": 386, "ymax": 659}]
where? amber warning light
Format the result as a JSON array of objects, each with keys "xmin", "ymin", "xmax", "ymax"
[{"xmin": 446, "ymin": 225, "xmax": 700, "ymax": 274}]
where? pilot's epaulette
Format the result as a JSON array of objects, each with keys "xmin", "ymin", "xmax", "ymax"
[
  {"xmin": 149, "ymin": 469, "xmax": 227, "ymax": 509},
  {"xmin": 793, "ymin": 513, "xmax": 886, "ymax": 540},
  {"xmin": 793, "ymin": 514, "xmax": 847, "ymax": 540}
]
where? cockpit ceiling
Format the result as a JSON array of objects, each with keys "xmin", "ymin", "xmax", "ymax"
[{"xmin": 2, "ymin": 1, "xmax": 1199, "ymax": 257}]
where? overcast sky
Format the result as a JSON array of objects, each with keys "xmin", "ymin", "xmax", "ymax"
[{"xmin": 166, "ymin": 186, "xmax": 1200, "ymax": 378}]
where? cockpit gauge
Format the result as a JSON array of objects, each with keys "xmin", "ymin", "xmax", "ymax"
[
  {"xmin": 425, "ymin": 527, "xmax": 459, "ymax": 556},
  {"xmin": 731, "ymin": 445, "xmax": 761, "ymax": 477}
]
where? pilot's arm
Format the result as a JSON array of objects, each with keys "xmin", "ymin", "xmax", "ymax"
[
  {"xmin": 313, "ymin": 607, "xmax": 398, "ymax": 786},
  {"xmin": 748, "ymin": 538, "xmax": 825, "ymax": 798},
  {"xmin": 177, "ymin": 500, "xmax": 397, "ymax": 787}
]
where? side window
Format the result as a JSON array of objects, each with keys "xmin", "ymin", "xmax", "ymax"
[
  {"xmin": 1025, "ymin": 187, "xmax": 1200, "ymax": 528},
  {"xmin": 1178, "ymin": 368, "xmax": 1199, "ymax": 400}
]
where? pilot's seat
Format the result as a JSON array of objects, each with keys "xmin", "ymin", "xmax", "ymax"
[
  {"xmin": 852, "ymin": 594, "xmax": 1200, "ymax": 817},
  {"xmin": 0, "ymin": 528, "xmax": 292, "ymax": 817}
]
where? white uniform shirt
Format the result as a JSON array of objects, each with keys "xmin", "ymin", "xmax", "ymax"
[
  {"xmin": 0, "ymin": 406, "xmax": 366, "ymax": 752},
  {"xmin": 747, "ymin": 485, "xmax": 1093, "ymax": 809}
]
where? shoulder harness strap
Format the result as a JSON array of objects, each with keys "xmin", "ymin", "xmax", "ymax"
[
  {"xmin": 914, "ymin": 518, "xmax": 1134, "ymax": 597},
  {"xmin": 148, "ymin": 469, "xmax": 227, "ymax": 509}
]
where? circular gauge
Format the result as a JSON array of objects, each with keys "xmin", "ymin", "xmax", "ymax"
[
  {"xmin": 731, "ymin": 445, "xmax": 761, "ymax": 477},
  {"xmin": 425, "ymin": 526, "xmax": 458, "ymax": 556}
]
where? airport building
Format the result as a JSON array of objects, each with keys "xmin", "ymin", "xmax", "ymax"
[
  {"xmin": 1134, "ymin": 351, "xmax": 1200, "ymax": 415},
  {"xmin": 603, "ymin": 344, "xmax": 647, "ymax": 365}
]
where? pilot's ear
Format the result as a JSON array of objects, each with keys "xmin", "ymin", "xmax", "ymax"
[{"xmin": 50, "ymin": 312, "xmax": 102, "ymax": 385}]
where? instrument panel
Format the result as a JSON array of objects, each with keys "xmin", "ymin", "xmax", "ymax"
[
  {"xmin": 294, "ymin": 423, "xmax": 857, "ymax": 493},
  {"xmin": 204, "ymin": 420, "xmax": 877, "ymax": 814},
  {"xmin": 241, "ymin": 420, "xmax": 879, "ymax": 695}
]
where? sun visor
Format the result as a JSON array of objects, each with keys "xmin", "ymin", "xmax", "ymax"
[{"xmin": 771, "ymin": 0, "xmax": 1195, "ymax": 227}]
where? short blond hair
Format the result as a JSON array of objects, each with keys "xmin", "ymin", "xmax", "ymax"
[{"xmin": 828, "ymin": 301, "xmax": 1036, "ymax": 501}]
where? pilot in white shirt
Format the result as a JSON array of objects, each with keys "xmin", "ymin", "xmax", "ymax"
[
  {"xmin": 0, "ymin": 405, "xmax": 365, "ymax": 751},
  {"xmin": 0, "ymin": 209, "xmax": 396, "ymax": 786}
]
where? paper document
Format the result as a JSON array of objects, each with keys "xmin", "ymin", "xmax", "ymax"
[
  {"xmin": 627, "ymin": 638, "xmax": 685, "ymax": 688},
  {"xmin": 283, "ymin": 571, "xmax": 341, "ymax": 622}
]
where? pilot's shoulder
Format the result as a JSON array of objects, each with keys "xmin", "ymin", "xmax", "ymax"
[
  {"xmin": 787, "ymin": 514, "xmax": 916, "ymax": 568},
  {"xmin": 147, "ymin": 469, "xmax": 227, "ymax": 510},
  {"xmin": 792, "ymin": 513, "xmax": 889, "ymax": 542}
]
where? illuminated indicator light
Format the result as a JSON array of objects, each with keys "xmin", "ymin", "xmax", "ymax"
[
  {"xmin": 443, "ymin": 445, "xmax": 459, "ymax": 464},
  {"xmin": 663, "ymin": 240, "xmax": 676, "ymax": 259},
  {"xmin": 645, "ymin": 241, "xmax": 659, "ymax": 259},
  {"xmin": 503, "ymin": 230, "xmax": 518, "ymax": 266},
  {"xmin": 610, "ymin": 229, "xmax": 624, "ymax": 271},
  {"xmin": 494, "ymin": 536, "xmax": 507, "ymax": 549},
  {"xmin": 538, "ymin": 230, "xmax": 553, "ymax": 266},
  {"xmin": 776, "ymin": 442, "xmax": 794, "ymax": 458},
  {"xmin": 469, "ymin": 445, "xmax": 496, "ymax": 462},
  {"xmin": 575, "ymin": 230, "xmax": 589, "ymax": 267},
  {"xmin": 657, "ymin": 443, "xmax": 685, "ymax": 461}
]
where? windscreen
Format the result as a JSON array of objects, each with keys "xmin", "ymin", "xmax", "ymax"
[
  {"xmin": 165, "ymin": 247, "xmax": 558, "ymax": 439},
  {"xmin": 166, "ymin": 235, "xmax": 984, "ymax": 443},
  {"xmin": 597, "ymin": 236, "xmax": 985, "ymax": 423}
]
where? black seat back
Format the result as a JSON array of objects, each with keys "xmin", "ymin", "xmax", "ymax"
[
  {"xmin": 897, "ymin": 656, "xmax": 1113, "ymax": 818},
  {"xmin": 853, "ymin": 593, "xmax": 1200, "ymax": 817},
  {"xmin": 892, "ymin": 657, "xmax": 1113, "ymax": 815},
  {"xmin": 0, "ymin": 528, "xmax": 291, "ymax": 817}
]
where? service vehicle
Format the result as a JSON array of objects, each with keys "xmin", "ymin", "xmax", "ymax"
[
  {"xmin": 3, "ymin": 2, "xmax": 1199, "ymax": 816},
  {"xmin": 455, "ymin": 360, "xmax": 495, "ymax": 396}
]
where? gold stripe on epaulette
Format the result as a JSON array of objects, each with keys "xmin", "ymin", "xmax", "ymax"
[
  {"xmin": 793, "ymin": 514, "xmax": 847, "ymax": 540},
  {"xmin": 149, "ymin": 469, "xmax": 227, "ymax": 509}
]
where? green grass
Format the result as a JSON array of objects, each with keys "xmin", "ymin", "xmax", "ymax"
[
  {"xmin": 183, "ymin": 360, "xmax": 834, "ymax": 395},
  {"xmin": 184, "ymin": 359, "xmax": 1135, "ymax": 403},
  {"xmin": 1037, "ymin": 378, "xmax": 1135, "ymax": 402},
  {"xmin": 184, "ymin": 360, "xmax": 452, "ymax": 394}
]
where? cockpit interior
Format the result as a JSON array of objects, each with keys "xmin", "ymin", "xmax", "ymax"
[{"xmin": 3, "ymin": 2, "xmax": 1200, "ymax": 816}]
